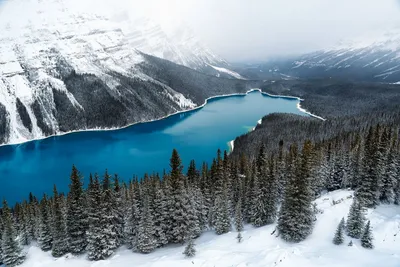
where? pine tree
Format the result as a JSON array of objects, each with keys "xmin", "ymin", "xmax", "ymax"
[
  {"xmin": 51, "ymin": 185, "xmax": 69, "ymax": 257},
  {"xmin": 137, "ymin": 195, "xmax": 157, "ymax": 254},
  {"xmin": 333, "ymin": 218, "xmax": 345, "ymax": 245},
  {"xmin": 183, "ymin": 237, "xmax": 196, "ymax": 258},
  {"xmin": 87, "ymin": 175, "xmax": 107, "ymax": 260},
  {"xmin": 380, "ymin": 142, "xmax": 397, "ymax": 204},
  {"xmin": 18, "ymin": 202, "xmax": 30, "ymax": 246},
  {"xmin": 346, "ymin": 199, "xmax": 365, "ymax": 239},
  {"xmin": 1, "ymin": 200, "xmax": 25, "ymax": 267},
  {"xmin": 113, "ymin": 175, "xmax": 125, "ymax": 247},
  {"xmin": 37, "ymin": 195, "xmax": 53, "ymax": 251},
  {"xmin": 356, "ymin": 127, "xmax": 380, "ymax": 208},
  {"xmin": 361, "ymin": 220, "xmax": 374, "ymax": 249},
  {"xmin": 348, "ymin": 240, "xmax": 353, "ymax": 246},
  {"xmin": 66, "ymin": 165, "xmax": 88, "ymax": 254},
  {"xmin": 234, "ymin": 200, "xmax": 244, "ymax": 233},
  {"xmin": 167, "ymin": 149, "xmax": 193, "ymax": 243},
  {"xmin": 124, "ymin": 181, "xmax": 141, "ymax": 250},
  {"xmin": 152, "ymin": 181, "xmax": 169, "ymax": 248},
  {"xmin": 99, "ymin": 170, "xmax": 118, "ymax": 257},
  {"xmin": 278, "ymin": 142, "xmax": 314, "ymax": 242}
]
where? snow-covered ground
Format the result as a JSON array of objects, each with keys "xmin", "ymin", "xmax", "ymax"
[{"xmin": 20, "ymin": 190, "xmax": 400, "ymax": 267}]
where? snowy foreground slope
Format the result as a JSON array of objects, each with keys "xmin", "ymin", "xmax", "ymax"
[{"xmin": 20, "ymin": 190, "xmax": 400, "ymax": 267}]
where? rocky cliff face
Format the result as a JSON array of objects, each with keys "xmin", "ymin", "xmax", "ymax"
[{"xmin": 0, "ymin": 0, "xmax": 245, "ymax": 145}]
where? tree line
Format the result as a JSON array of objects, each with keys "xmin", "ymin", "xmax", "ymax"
[{"xmin": 0, "ymin": 123, "xmax": 399, "ymax": 266}]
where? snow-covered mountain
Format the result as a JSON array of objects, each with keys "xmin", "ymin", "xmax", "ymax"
[
  {"xmin": 0, "ymin": 0, "xmax": 244, "ymax": 145},
  {"xmin": 239, "ymin": 29, "xmax": 400, "ymax": 83}
]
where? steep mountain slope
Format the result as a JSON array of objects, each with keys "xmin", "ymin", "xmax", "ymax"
[
  {"xmin": 19, "ymin": 190, "xmax": 400, "ymax": 267},
  {"xmin": 0, "ymin": 0, "xmax": 245, "ymax": 145},
  {"xmin": 238, "ymin": 30, "xmax": 400, "ymax": 83}
]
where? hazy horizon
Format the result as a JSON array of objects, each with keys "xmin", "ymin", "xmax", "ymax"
[{"xmin": 1, "ymin": 0, "xmax": 400, "ymax": 62}]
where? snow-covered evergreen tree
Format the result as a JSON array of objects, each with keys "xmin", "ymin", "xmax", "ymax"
[
  {"xmin": 346, "ymin": 199, "xmax": 365, "ymax": 239},
  {"xmin": 99, "ymin": 170, "xmax": 118, "ymax": 257},
  {"xmin": 113, "ymin": 175, "xmax": 125, "ymax": 247},
  {"xmin": 380, "ymin": 142, "xmax": 397, "ymax": 204},
  {"xmin": 1, "ymin": 200, "xmax": 25, "ymax": 267},
  {"xmin": 278, "ymin": 142, "xmax": 314, "ymax": 242},
  {"xmin": 37, "ymin": 195, "xmax": 53, "ymax": 251},
  {"xmin": 137, "ymin": 195, "xmax": 157, "ymax": 254},
  {"xmin": 87, "ymin": 175, "xmax": 107, "ymax": 260},
  {"xmin": 333, "ymin": 218, "xmax": 345, "ymax": 245},
  {"xmin": 152, "ymin": 181, "xmax": 169, "ymax": 248},
  {"xmin": 356, "ymin": 127, "xmax": 380, "ymax": 208},
  {"xmin": 361, "ymin": 220, "xmax": 374, "ymax": 249},
  {"xmin": 51, "ymin": 186, "xmax": 69, "ymax": 257},
  {"xmin": 167, "ymin": 149, "xmax": 193, "ymax": 243},
  {"xmin": 124, "ymin": 181, "xmax": 141, "ymax": 250},
  {"xmin": 183, "ymin": 237, "xmax": 196, "ymax": 258},
  {"xmin": 66, "ymin": 165, "xmax": 88, "ymax": 254}
]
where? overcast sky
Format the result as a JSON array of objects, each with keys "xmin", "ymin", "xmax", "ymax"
[
  {"xmin": 150, "ymin": 0, "xmax": 400, "ymax": 62},
  {"xmin": 2, "ymin": 0, "xmax": 400, "ymax": 62}
]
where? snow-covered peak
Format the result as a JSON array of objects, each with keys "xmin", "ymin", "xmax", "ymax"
[{"xmin": 0, "ymin": 0, "xmax": 225, "ymax": 70}]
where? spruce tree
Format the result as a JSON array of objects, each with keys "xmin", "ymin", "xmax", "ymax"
[
  {"xmin": 183, "ymin": 237, "xmax": 196, "ymax": 258},
  {"xmin": 380, "ymin": 143, "xmax": 397, "ymax": 204},
  {"xmin": 124, "ymin": 181, "xmax": 141, "ymax": 250},
  {"xmin": 113, "ymin": 175, "xmax": 125, "ymax": 247},
  {"xmin": 66, "ymin": 165, "xmax": 88, "ymax": 254},
  {"xmin": 152, "ymin": 181, "xmax": 169, "ymax": 248},
  {"xmin": 357, "ymin": 127, "xmax": 380, "ymax": 208},
  {"xmin": 167, "ymin": 149, "xmax": 193, "ymax": 243},
  {"xmin": 51, "ymin": 185, "xmax": 69, "ymax": 257},
  {"xmin": 37, "ymin": 195, "xmax": 53, "ymax": 251},
  {"xmin": 361, "ymin": 220, "xmax": 374, "ymax": 249},
  {"xmin": 1, "ymin": 200, "xmax": 25, "ymax": 267},
  {"xmin": 346, "ymin": 199, "xmax": 365, "ymax": 239},
  {"xmin": 87, "ymin": 175, "xmax": 107, "ymax": 260},
  {"xmin": 99, "ymin": 170, "xmax": 118, "ymax": 257},
  {"xmin": 137, "ymin": 195, "xmax": 157, "ymax": 254},
  {"xmin": 278, "ymin": 142, "xmax": 314, "ymax": 242},
  {"xmin": 333, "ymin": 218, "xmax": 345, "ymax": 245}
]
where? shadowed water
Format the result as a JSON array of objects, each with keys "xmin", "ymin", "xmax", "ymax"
[{"xmin": 0, "ymin": 91, "xmax": 305, "ymax": 204}]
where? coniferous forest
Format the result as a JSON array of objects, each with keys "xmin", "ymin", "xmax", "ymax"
[{"xmin": 0, "ymin": 123, "xmax": 399, "ymax": 266}]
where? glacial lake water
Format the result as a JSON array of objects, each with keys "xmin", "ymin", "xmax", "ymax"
[{"xmin": 0, "ymin": 90, "xmax": 305, "ymax": 204}]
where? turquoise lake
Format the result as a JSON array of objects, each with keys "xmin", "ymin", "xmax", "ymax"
[{"xmin": 0, "ymin": 90, "xmax": 305, "ymax": 204}]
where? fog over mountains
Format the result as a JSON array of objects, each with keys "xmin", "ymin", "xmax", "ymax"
[{"xmin": 0, "ymin": 0, "xmax": 246, "ymax": 145}]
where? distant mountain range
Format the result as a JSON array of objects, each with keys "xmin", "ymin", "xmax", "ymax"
[
  {"xmin": 237, "ymin": 30, "xmax": 400, "ymax": 83},
  {"xmin": 0, "ymin": 0, "xmax": 245, "ymax": 145}
]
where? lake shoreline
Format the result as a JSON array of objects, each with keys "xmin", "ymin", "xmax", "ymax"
[{"xmin": 1, "ymin": 88, "xmax": 324, "ymax": 148}]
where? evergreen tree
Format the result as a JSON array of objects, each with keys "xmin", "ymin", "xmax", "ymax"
[
  {"xmin": 361, "ymin": 220, "xmax": 374, "ymax": 249},
  {"xmin": 183, "ymin": 237, "xmax": 196, "ymax": 258},
  {"xmin": 346, "ymin": 199, "xmax": 365, "ymax": 239},
  {"xmin": 51, "ymin": 185, "xmax": 69, "ymax": 257},
  {"xmin": 113, "ymin": 175, "xmax": 125, "ymax": 247},
  {"xmin": 66, "ymin": 165, "xmax": 88, "ymax": 254},
  {"xmin": 87, "ymin": 175, "xmax": 107, "ymax": 260},
  {"xmin": 234, "ymin": 200, "xmax": 244, "ymax": 233},
  {"xmin": 278, "ymin": 142, "xmax": 314, "ymax": 242},
  {"xmin": 348, "ymin": 240, "xmax": 353, "ymax": 246},
  {"xmin": 1, "ymin": 200, "xmax": 25, "ymax": 267},
  {"xmin": 380, "ymin": 143, "xmax": 397, "ymax": 204},
  {"xmin": 357, "ymin": 127, "xmax": 380, "ymax": 208},
  {"xmin": 137, "ymin": 195, "xmax": 157, "ymax": 254},
  {"xmin": 167, "ymin": 149, "xmax": 193, "ymax": 243},
  {"xmin": 333, "ymin": 218, "xmax": 345, "ymax": 245},
  {"xmin": 152, "ymin": 181, "xmax": 169, "ymax": 248},
  {"xmin": 99, "ymin": 170, "xmax": 118, "ymax": 257},
  {"xmin": 37, "ymin": 195, "xmax": 53, "ymax": 251},
  {"xmin": 124, "ymin": 181, "xmax": 141, "ymax": 250}
]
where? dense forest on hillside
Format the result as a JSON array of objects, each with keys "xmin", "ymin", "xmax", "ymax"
[
  {"xmin": 0, "ymin": 120, "xmax": 398, "ymax": 266},
  {"xmin": 232, "ymin": 79, "xmax": 400, "ymax": 158}
]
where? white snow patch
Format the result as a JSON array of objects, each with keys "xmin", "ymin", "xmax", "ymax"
[
  {"xmin": 209, "ymin": 64, "xmax": 245, "ymax": 79},
  {"xmin": 20, "ymin": 190, "xmax": 400, "ymax": 267}
]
